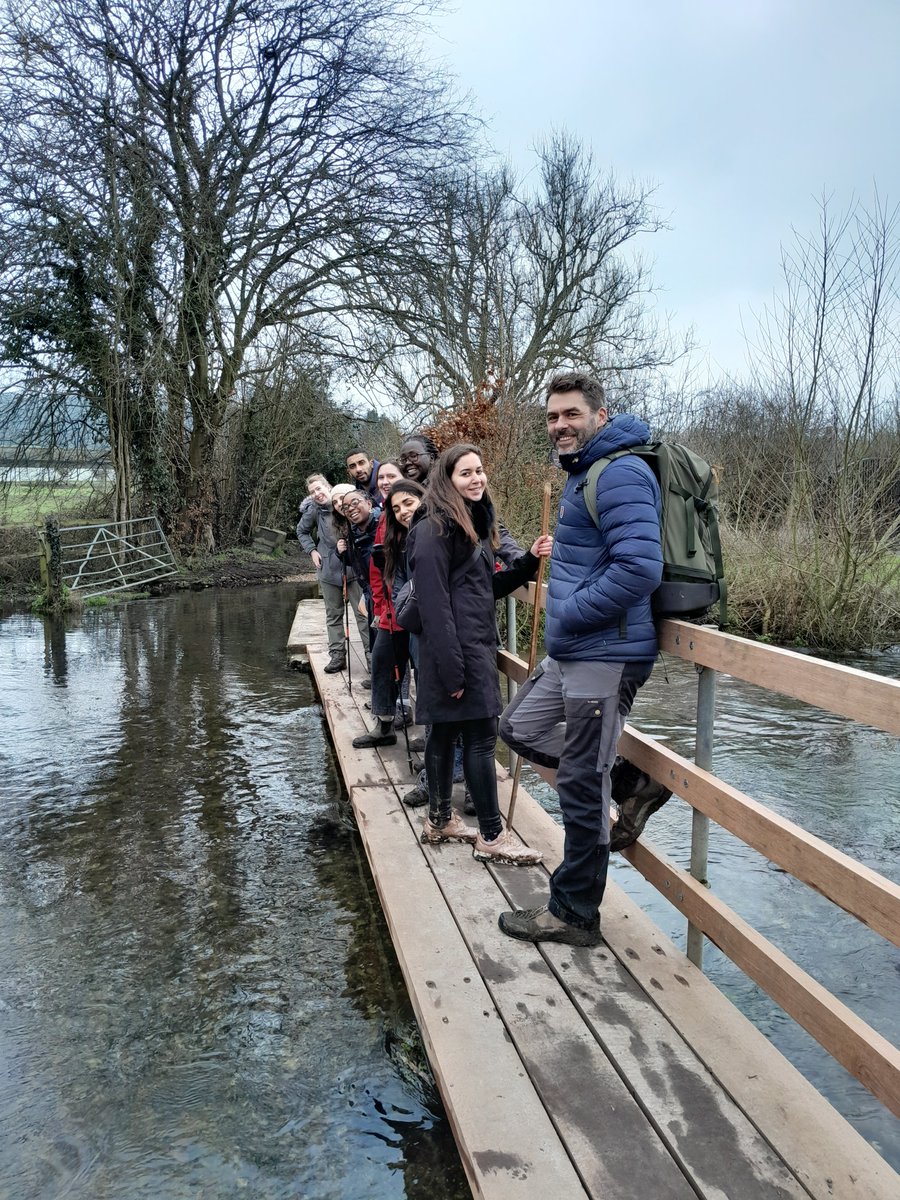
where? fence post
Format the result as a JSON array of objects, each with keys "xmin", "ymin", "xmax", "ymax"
[
  {"xmin": 44, "ymin": 515, "xmax": 64, "ymax": 610},
  {"xmin": 686, "ymin": 664, "xmax": 716, "ymax": 968},
  {"xmin": 506, "ymin": 595, "xmax": 518, "ymax": 772}
]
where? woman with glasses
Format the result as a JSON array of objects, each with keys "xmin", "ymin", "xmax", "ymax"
[{"xmin": 398, "ymin": 435, "xmax": 437, "ymax": 484}]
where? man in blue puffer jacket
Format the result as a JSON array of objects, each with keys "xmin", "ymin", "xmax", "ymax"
[{"xmin": 498, "ymin": 371, "xmax": 662, "ymax": 946}]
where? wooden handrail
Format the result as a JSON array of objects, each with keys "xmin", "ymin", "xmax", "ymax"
[
  {"xmin": 500, "ymin": 647, "xmax": 900, "ymax": 948},
  {"xmin": 508, "ymin": 586, "xmax": 900, "ymax": 735},
  {"xmin": 659, "ymin": 619, "xmax": 900, "ymax": 737},
  {"xmin": 618, "ymin": 725, "xmax": 900, "ymax": 948}
]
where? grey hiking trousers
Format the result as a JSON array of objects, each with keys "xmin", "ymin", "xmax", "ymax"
[{"xmin": 499, "ymin": 656, "xmax": 652, "ymax": 928}]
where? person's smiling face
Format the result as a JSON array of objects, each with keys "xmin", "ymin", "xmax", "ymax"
[
  {"xmin": 450, "ymin": 452, "xmax": 486, "ymax": 502},
  {"xmin": 391, "ymin": 491, "xmax": 422, "ymax": 528},
  {"xmin": 308, "ymin": 479, "xmax": 331, "ymax": 505},
  {"xmin": 398, "ymin": 440, "xmax": 432, "ymax": 481},
  {"xmin": 343, "ymin": 493, "xmax": 372, "ymax": 526},
  {"xmin": 546, "ymin": 390, "xmax": 607, "ymax": 455},
  {"xmin": 376, "ymin": 463, "xmax": 403, "ymax": 497}
]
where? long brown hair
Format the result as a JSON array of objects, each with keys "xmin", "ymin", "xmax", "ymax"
[
  {"xmin": 425, "ymin": 443, "xmax": 499, "ymax": 549},
  {"xmin": 383, "ymin": 479, "xmax": 425, "ymax": 585}
]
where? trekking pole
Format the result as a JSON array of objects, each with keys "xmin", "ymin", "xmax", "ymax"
[
  {"xmin": 384, "ymin": 575, "xmax": 414, "ymax": 774},
  {"xmin": 342, "ymin": 559, "xmax": 352, "ymax": 693},
  {"xmin": 507, "ymin": 481, "xmax": 552, "ymax": 829},
  {"xmin": 391, "ymin": 635, "xmax": 414, "ymax": 773}
]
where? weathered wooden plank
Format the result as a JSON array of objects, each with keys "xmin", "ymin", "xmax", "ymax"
[
  {"xmin": 311, "ymin": 645, "xmax": 391, "ymax": 791},
  {"xmin": 504, "ymin": 791, "xmax": 900, "ymax": 1200},
  {"xmin": 286, "ymin": 598, "xmax": 329, "ymax": 653},
  {"xmin": 420, "ymin": 843, "xmax": 699, "ymax": 1198},
  {"xmin": 352, "ymin": 788, "xmax": 589, "ymax": 1199},
  {"xmin": 494, "ymin": 864, "xmax": 809, "ymax": 1200},
  {"xmin": 617, "ymin": 725, "xmax": 900, "ymax": 949},
  {"xmin": 658, "ymin": 619, "xmax": 900, "ymax": 737}
]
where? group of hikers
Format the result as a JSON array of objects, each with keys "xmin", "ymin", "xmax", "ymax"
[{"xmin": 297, "ymin": 371, "xmax": 672, "ymax": 948}]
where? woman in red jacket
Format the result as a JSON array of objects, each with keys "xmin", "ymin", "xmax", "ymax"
[{"xmin": 353, "ymin": 480, "xmax": 425, "ymax": 749}]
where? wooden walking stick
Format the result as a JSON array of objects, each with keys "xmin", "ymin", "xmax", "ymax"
[{"xmin": 506, "ymin": 481, "xmax": 553, "ymax": 829}]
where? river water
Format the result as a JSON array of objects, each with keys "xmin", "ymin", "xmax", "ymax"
[
  {"xmin": 0, "ymin": 586, "xmax": 468, "ymax": 1200},
  {"xmin": 0, "ymin": 584, "xmax": 898, "ymax": 1197}
]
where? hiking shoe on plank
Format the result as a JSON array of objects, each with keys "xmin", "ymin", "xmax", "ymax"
[
  {"xmin": 498, "ymin": 906, "xmax": 602, "ymax": 947},
  {"xmin": 421, "ymin": 812, "xmax": 477, "ymax": 844},
  {"xmin": 473, "ymin": 829, "xmax": 542, "ymax": 866},
  {"xmin": 608, "ymin": 758, "xmax": 672, "ymax": 852},
  {"xmin": 402, "ymin": 781, "xmax": 429, "ymax": 807}
]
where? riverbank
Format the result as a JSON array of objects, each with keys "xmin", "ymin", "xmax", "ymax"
[{"xmin": 0, "ymin": 529, "xmax": 317, "ymax": 610}]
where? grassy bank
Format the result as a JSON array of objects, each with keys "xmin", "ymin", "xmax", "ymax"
[{"xmin": 723, "ymin": 527, "xmax": 900, "ymax": 651}]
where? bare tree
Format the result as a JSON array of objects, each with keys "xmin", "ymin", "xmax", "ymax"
[
  {"xmin": 0, "ymin": 0, "xmax": 472, "ymax": 545},
  {"xmin": 706, "ymin": 197, "xmax": 900, "ymax": 648},
  {"xmin": 356, "ymin": 133, "xmax": 686, "ymax": 421}
]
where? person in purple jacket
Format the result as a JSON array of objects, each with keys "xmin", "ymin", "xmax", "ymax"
[{"xmin": 498, "ymin": 371, "xmax": 663, "ymax": 946}]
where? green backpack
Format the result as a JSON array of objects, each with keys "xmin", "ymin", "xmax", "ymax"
[{"xmin": 582, "ymin": 442, "xmax": 727, "ymax": 625}]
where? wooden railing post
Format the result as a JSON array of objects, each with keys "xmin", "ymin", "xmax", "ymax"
[
  {"xmin": 687, "ymin": 664, "xmax": 717, "ymax": 967},
  {"xmin": 506, "ymin": 595, "xmax": 518, "ymax": 772}
]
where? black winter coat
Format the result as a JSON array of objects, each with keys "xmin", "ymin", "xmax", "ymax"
[{"xmin": 407, "ymin": 498, "xmax": 538, "ymax": 724}]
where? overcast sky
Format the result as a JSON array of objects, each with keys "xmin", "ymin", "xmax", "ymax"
[{"xmin": 421, "ymin": 0, "xmax": 900, "ymax": 380}]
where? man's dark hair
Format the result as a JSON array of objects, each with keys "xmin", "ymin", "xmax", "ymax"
[
  {"xmin": 345, "ymin": 446, "xmax": 369, "ymax": 461},
  {"xmin": 544, "ymin": 371, "xmax": 606, "ymax": 413}
]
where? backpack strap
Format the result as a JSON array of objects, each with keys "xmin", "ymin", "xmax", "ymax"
[
  {"xmin": 449, "ymin": 540, "xmax": 487, "ymax": 588},
  {"xmin": 581, "ymin": 449, "xmax": 633, "ymax": 528}
]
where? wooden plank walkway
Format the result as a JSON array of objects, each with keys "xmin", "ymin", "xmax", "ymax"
[{"xmin": 288, "ymin": 598, "xmax": 900, "ymax": 1200}]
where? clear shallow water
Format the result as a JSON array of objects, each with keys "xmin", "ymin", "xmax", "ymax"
[
  {"xmin": 0, "ymin": 586, "xmax": 468, "ymax": 1200},
  {"xmin": 523, "ymin": 647, "xmax": 900, "ymax": 1172}
]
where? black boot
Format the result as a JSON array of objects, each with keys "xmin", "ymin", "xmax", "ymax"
[
  {"xmin": 352, "ymin": 718, "xmax": 397, "ymax": 749},
  {"xmin": 324, "ymin": 647, "xmax": 346, "ymax": 674}
]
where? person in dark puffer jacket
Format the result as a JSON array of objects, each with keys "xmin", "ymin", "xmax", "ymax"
[{"xmin": 498, "ymin": 371, "xmax": 663, "ymax": 946}]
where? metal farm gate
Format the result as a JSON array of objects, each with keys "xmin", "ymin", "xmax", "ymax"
[{"xmin": 47, "ymin": 516, "xmax": 178, "ymax": 597}]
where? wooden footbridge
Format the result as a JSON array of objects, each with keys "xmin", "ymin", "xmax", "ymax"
[{"xmin": 287, "ymin": 592, "xmax": 900, "ymax": 1200}]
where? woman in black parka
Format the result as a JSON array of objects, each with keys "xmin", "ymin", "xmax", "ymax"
[{"xmin": 407, "ymin": 443, "xmax": 552, "ymax": 864}]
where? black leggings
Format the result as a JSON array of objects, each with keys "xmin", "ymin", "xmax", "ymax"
[{"xmin": 425, "ymin": 717, "xmax": 502, "ymax": 841}]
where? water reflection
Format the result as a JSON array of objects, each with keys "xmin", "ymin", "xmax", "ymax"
[{"xmin": 0, "ymin": 587, "xmax": 468, "ymax": 1200}]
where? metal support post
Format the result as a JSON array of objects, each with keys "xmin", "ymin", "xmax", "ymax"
[{"xmin": 686, "ymin": 665, "xmax": 716, "ymax": 968}]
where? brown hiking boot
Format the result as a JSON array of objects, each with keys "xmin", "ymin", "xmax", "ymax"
[
  {"xmin": 420, "ymin": 812, "xmax": 477, "ymax": 844},
  {"xmin": 608, "ymin": 758, "xmax": 672, "ymax": 852},
  {"xmin": 473, "ymin": 829, "xmax": 542, "ymax": 866},
  {"xmin": 498, "ymin": 906, "xmax": 602, "ymax": 946}
]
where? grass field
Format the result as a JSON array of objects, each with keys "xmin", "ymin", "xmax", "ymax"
[{"xmin": 0, "ymin": 483, "xmax": 99, "ymax": 526}]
